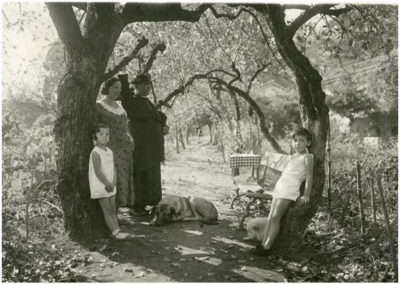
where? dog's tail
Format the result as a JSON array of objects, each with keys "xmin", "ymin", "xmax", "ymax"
[{"xmin": 200, "ymin": 218, "xmax": 219, "ymax": 225}]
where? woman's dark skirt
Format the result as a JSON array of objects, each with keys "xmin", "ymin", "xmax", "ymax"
[{"xmin": 132, "ymin": 163, "xmax": 162, "ymax": 211}]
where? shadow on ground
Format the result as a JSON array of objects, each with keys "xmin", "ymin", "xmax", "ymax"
[
  {"xmin": 80, "ymin": 216, "xmax": 285, "ymax": 282},
  {"xmin": 78, "ymin": 140, "xmax": 286, "ymax": 282}
]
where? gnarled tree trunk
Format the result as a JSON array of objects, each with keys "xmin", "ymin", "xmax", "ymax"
[
  {"xmin": 47, "ymin": 3, "xmax": 125, "ymax": 241},
  {"xmin": 260, "ymin": 4, "xmax": 330, "ymax": 251}
]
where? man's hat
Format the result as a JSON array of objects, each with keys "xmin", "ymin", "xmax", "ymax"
[{"xmin": 131, "ymin": 73, "xmax": 152, "ymax": 84}]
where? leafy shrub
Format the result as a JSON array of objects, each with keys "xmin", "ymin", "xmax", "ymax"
[{"xmin": 2, "ymin": 111, "xmax": 71, "ymax": 282}]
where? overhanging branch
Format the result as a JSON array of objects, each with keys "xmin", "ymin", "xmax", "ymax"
[
  {"xmin": 247, "ymin": 62, "xmax": 271, "ymax": 92},
  {"xmin": 288, "ymin": 4, "xmax": 352, "ymax": 38},
  {"xmin": 209, "ymin": 6, "xmax": 246, "ymax": 20},
  {"xmin": 155, "ymin": 69, "xmax": 239, "ymax": 109},
  {"xmin": 121, "ymin": 3, "xmax": 212, "ymax": 25},
  {"xmin": 155, "ymin": 68, "xmax": 285, "ymax": 154},
  {"xmin": 209, "ymin": 77, "xmax": 286, "ymax": 154},
  {"xmin": 71, "ymin": 3, "xmax": 88, "ymax": 11},
  {"xmin": 143, "ymin": 43, "xmax": 167, "ymax": 73},
  {"xmin": 282, "ymin": 4, "xmax": 312, "ymax": 10},
  {"xmin": 93, "ymin": 2, "xmax": 116, "ymax": 19},
  {"xmin": 46, "ymin": 3, "xmax": 85, "ymax": 51},
  {"xmin": 103, "ymin": 37, "xmax": 149, "ymax": 81},
  {"xmin": 241, "ymin": 6, "xmax": 288, "ymax": 75},
  {"xmin": 229, "ymin": 62, "xmax": 241, "ymax": 86}
]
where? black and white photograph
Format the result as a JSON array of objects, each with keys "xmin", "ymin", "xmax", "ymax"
[{"xmin": 2, "ymin": 1, "xmax": 398, "ymax": 282}]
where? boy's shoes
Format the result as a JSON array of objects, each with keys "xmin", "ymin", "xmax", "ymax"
[{"xmin": 250, "ymin": 244, "xmax": 272, "ymax": 256}]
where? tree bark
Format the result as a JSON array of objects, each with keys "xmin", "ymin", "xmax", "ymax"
[
  {"xmin": 54, "ymin": 52, "xmax": 118, "ymax": 241},
  {"xmin": 213, "ymin": 128, "xmax": 219, "ymax": 146},
  {"xmin": 178, "ymin": 128, "xmax": 186, "ymax": 149},
  {"xmin": 185, "ymin": 125, "xmax": 190, "ymax": 145},
  {"xmin": 208, "ymin": 123, "xmax": 213, "ymax": 144}
]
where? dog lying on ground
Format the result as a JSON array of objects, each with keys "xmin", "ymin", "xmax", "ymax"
[
  {"xmin": 243, "ymin": 217, "xmax": 269, "ymax": 242},
  {"xmin": 149, "ymin": 195, "xmax": 218, "ymax": 226}
]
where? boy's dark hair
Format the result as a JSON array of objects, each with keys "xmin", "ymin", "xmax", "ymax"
[
  {"xmin": 100, "ymin": 77, "xmax": 120, "ymax": 95},
  {"xmin": 92, "ymin": 123, "xmax": 110, "ymax": 140},
  {"xmin": 291, "ymin": 127, "xmax": 312, "ymax": 142}
]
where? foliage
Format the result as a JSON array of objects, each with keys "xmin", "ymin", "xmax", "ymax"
[
  {"xmin": 222, "ymin": 135, "xmax": 397, "ymax": 282},
  {"xmin": 325, "ymin": 52, "xmax": 398, "ymax": 120},
  {"xmin": 2, "ymin": 233, "xmax": 92, "ymax": 282},
  {"xmin": 2, "ymin": 3, "xmax": 58, "ymax": 120},
  {"xmin": 251, "ymin": 88, "xmax": 301, "ymax": 139},
  {"xmin": 298, "ymin": 4, "xmax": 398, "ymax": 67},
  {"xmin": 1, "ymin": 111, "xmax": 75, "ymax": 282}
]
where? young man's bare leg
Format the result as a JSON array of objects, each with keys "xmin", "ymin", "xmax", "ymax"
[{"xmin": 263, "ymin": 198, "xmax": 292, "ymax": 249}]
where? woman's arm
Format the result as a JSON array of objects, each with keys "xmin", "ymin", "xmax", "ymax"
[
  {"xmin": 299, "ymin": 154, "xmax": 314, "ymax": 205},
  {"xmin": 92, "ymin": 151, "xmax": 114, "ymax": 192}
]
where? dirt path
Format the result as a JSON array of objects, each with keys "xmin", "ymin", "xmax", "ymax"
[{"xmin": 78, "ymin": 141, "xmax": 285, "ymax": 282}]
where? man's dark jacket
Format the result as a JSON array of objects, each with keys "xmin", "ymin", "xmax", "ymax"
[{"xmin": 118, "ymin": 73, "xmax": 166, "ymax": 173}]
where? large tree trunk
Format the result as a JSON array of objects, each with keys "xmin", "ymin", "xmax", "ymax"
[
  {"xmin": 178, "ymin": 128, "xmax": 186, "ymax": 149},
  {"xmin": 207, "ymin": 123, "xmax": 213, "ymax": 144},
  {"xmin": 213, "ymin": 129, "xmax": 219, "ymax": 146},
  {"xmin": 260, "ymin": 5, "xmax": 330, "ymax": 251},
  {"xmin": 54, "ymin": 55, "xmax": 110, "ymax": 241},
  {"xmin": 47, "ymin": 3, "xmax": 124, "ymax": 242},
  {"xmin": 185, "ymin": 125, "xmax": 191, "ymax": 145}
]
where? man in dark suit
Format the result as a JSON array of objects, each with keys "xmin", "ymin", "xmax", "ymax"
[{"xmin": 118, "ymin": 69, "xmax": 167, "ymax": 215}]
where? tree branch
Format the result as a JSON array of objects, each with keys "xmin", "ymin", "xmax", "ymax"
[
  {"xmin": 209, "ymin": 77, "xmax": 285, "ymax": 154},
  {"xmin": 46, "ymin": 3, "xmax": 85, "ymax": 51},
  {"xmin": 121, "ymin": 3, "xmax": 212, "ymax": 26},
  {"xmin": 288, "ymin": 4, "xmax": 352, "ymax": 38},
  {"xmin": 229, "ymin": 62, "xmax": 242, "ymax": 86},
  {"xmin": 196, "ymin": 92, "xmax": 223, "ymax": 119},
  {"xmin": 71, "ymin": 3, "xmax": 87, "ymax": 11},
  {"xmin": 282, "ymin": 4, "xmax": 312, "ymax": 10},
  {"xmin": 2, "ymin": 10, "xmax": 17, "ymax": 26},
  {"xmin": 247, "ymin": 62, "xmax": 271, "ymax": 92},
  {"xmin": 155, "ymin": 67, "xmax": 285, "ymax": 154},
  {"xmin": 143, "ymin": 43, "xmax": 167, "ymax": 73},
  {"xmin": 209, "ymin": 6, "xmax": 246, "ymax": 20},
  {"xmin": 78, "ymin": 11, "xmax": 87, "ymax": 26},
  {"xmin": 155, "ymin": 69, "xmax": 232, "ymax": 109},
  {"xmin": 93, "ymin": 2, "xmax": 116, "ymax": 19},
  {"xmin": 103, "ymin": 37, "xmax": 149, "ymax": 81},
  {"xmin": 241, "ymin": 7, "xmax": 289, "ymax": 75}
]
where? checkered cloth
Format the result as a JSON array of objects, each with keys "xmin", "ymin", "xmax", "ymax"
[{"xmin": 230, "ymin": 154, "xmax": 261, "ymax": 168}]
